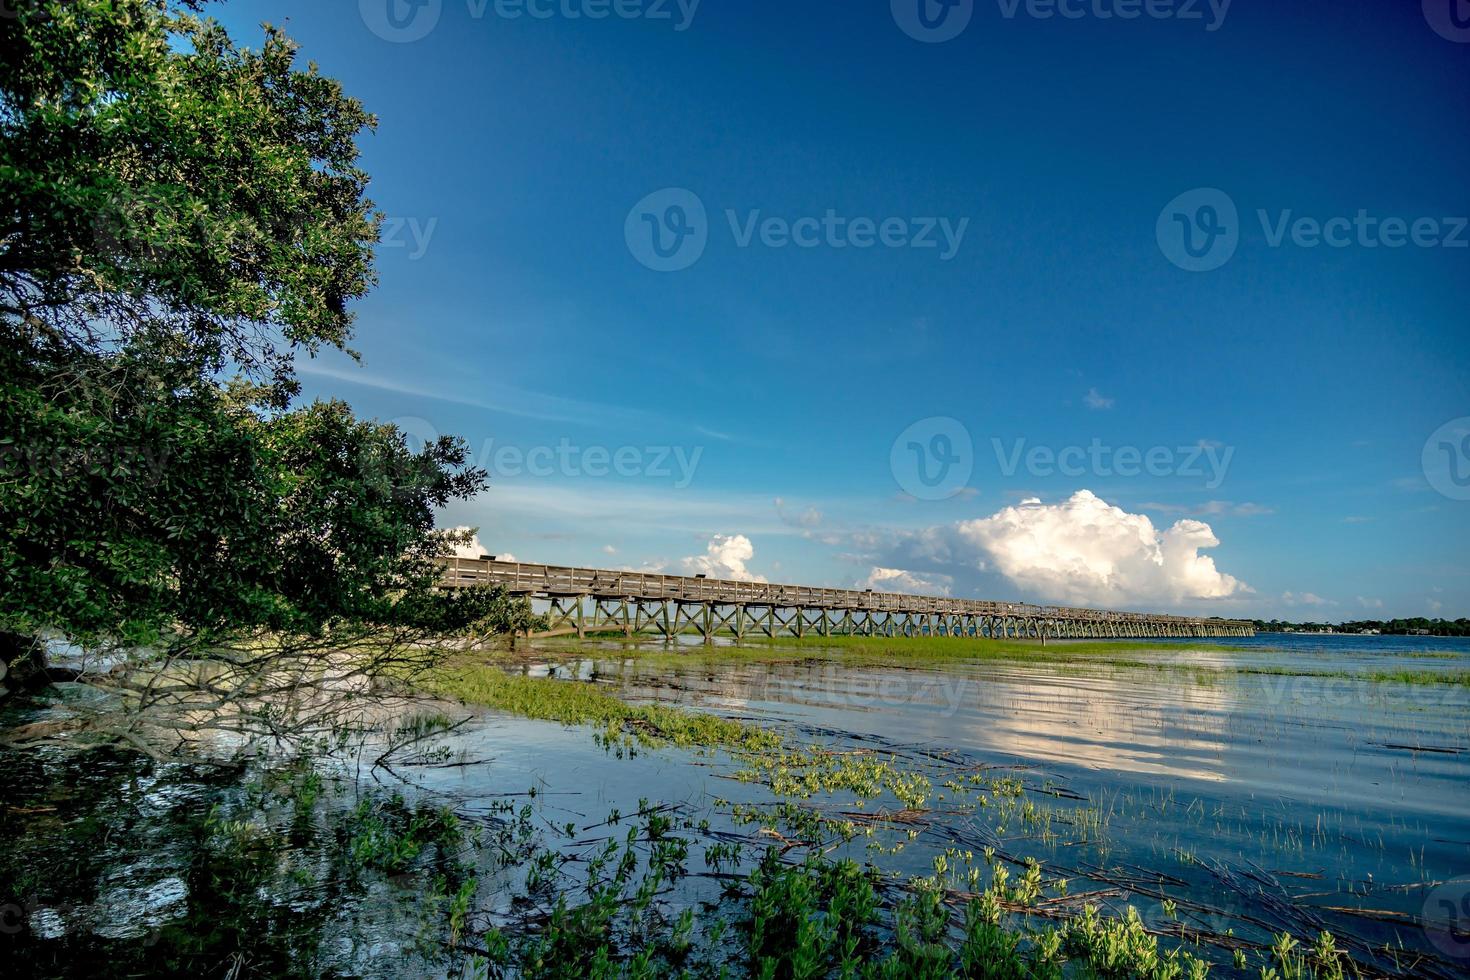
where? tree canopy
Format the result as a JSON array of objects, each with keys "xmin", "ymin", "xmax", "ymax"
[
  {"xmin": 0, "ymin": 1, "xmax": 518, "ymax": 703},
  {"xmin": 1, "ymin": 0, "xmax": 376, "ymax": 393}
]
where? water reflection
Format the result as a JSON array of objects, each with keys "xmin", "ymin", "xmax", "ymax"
[{"xmin": 552, "ymin": 656, "xmax": 1237, "ymax": 782}]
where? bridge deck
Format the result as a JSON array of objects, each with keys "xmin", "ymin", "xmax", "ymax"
[{"xmin": 440, "ymin": 559, "xmax": 1253, "ymax": 636}]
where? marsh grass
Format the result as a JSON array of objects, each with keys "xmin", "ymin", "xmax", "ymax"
[
  {"xmin": 428, "ymin": 660, "xmax": 782, "ymax": 753},
  {"xmin": 546, "ymin": 634, "xmax": 1470, "ymax": 687},
  {"xmin": 416, "ymin": 652, "xmax": 1458, "ymax": 978}
]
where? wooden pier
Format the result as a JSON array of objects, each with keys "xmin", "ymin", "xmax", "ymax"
[{"xmin": 440, "ymin": 559, "xmax": 1255, "ymax": 641}]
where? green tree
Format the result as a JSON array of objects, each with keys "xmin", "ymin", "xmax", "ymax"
[{"xmin": 0, "ymin": 1, "xmax": 521, "ymax": 726}]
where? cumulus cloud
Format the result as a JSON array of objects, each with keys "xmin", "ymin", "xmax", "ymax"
[
  {"xmin": 841, "ymin": 490, "xmax": 1248, "ymax": 607},
  {"xmin": 440, "ymin": 526, "xmax": 487, "ymax": 559},
  {"xmin": 1084, "ymin": 387, "xmax": 1115, "ymax": 410},
  {"xmin": 680, "ymin": 534, "xmax": 766, "ymax": 582},
  {"xmin": 859, "ymin": 567, "xmax": 953, "ymax": 596},
  {"xmin": 436, "ymin": 526, "xmax": 517, "ymax": 562},
  {"xmin": 1356, "ymin": 596, "xmax": 1384, "ymax": 609},
  {"xmin": 950, "ymin": 491, "xmax": 1247, "ymax": 606},
  {"xmin": 1282, "ymin": 591, "xmax": 1333, "ymax": 607}
]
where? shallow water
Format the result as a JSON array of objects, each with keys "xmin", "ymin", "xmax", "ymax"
[
  {"xmin": 6, "ymin": 635, "xmax": 1469, "ymax": 976},
  {"xmin": 471, "ymin": 635, "xmax": 1470, "ymax": 973}
]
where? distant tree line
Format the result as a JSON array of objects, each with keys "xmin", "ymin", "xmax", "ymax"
[{"xmin": 1253, "ymin": 617, "xmax": 1470, "ymax": 636}]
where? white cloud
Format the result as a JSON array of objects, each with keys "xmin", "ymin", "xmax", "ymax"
[
  {"xmin": 1356, "ymin": 596, "xmax": 1384, "ymax": 609},
  {"xmin": 1282, "ymin": 591, "xmax": 1333, "ymax": 607},
  {"xmin": 602, "ymin": 544, "xmax": 618, "ymax": 555},
  {"xmin": 439, "ymin": 526, "xmax": 486, "ymax": 559},
  {"xmin": 437, "ymin": 526, "xmax": 515, "ymax": 562},
  {"xmin": 859, "ymin": 567, "xmax": 953, "ymax": 596},
  {"xmin": 299, "ymin": 360, "xmax": 685, "ymax": 433},
  {"xmin": 679, "ymin": 534, "xmax": 766, "ymax": 582},
  {"xmin": 1084, "ymin": 387, "xmax": 1115, "ymax": 410},
  {"xmin": 1428, "ymin": 598, "xmax": 1444, "ymax": 614},
  {"xmin": 947, "ymin": 490, "xmax": 1249, "ymax": 606}
]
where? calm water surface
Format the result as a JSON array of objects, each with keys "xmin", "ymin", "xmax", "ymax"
[
  {"xmin": 6, "ymin": 634, "xmax": 1467, "ymax": 976},
  {"xmin": 434, "ymin": 633, "xmax": 1470, "ymax": 974}
]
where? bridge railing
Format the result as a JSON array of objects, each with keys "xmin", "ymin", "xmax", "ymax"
[{"xmin": 440, "ymin": 558, "xmax": 1253, "ymax": 630}]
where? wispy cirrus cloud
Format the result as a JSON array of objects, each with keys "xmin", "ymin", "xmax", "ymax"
[
  {"xmin": 1142, "ymin": 500, "xmax": 1275, "ymax": 518},
  {"xmin": 298, "ymin": 360, "xmax": 732, "ymax": 439}
]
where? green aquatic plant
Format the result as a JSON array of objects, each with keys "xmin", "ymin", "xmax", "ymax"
[{"xmin": 430, "ymin": 662, "xmax": 783, "ymax": 753}]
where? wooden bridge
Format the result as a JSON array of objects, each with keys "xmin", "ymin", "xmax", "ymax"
[{"xmin": 440, "ymin": 559, "xmax": 1255, "ymax": 641}]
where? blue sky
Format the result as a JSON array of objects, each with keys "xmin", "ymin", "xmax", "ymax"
[{"xmin": 221, "ymin": 0, "xmax": 1468, "ymax": 618}]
